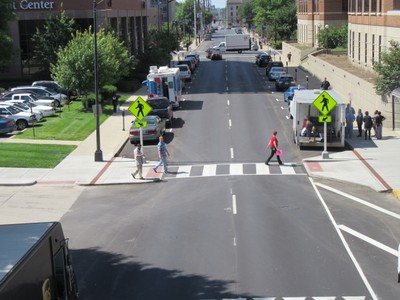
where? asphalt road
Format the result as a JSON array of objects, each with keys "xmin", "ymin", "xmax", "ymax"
[{"xmin": 62, "ymin": 35, "xmax": 400, "ymax": 299}]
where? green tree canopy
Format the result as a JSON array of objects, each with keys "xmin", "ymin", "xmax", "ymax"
[
  {"xmin": 373, "ymin": 40, "xmax": 400, "ymax": 96},
  {"xmin": 51, "ymin": 28, "xmax": 131, "ymax": 95},
  {"xmin": 237, "ymin": 2, "xmax": 255, "ymax": 28},
  {"xmin": 318, "ymin": 25, "xmax": 347, "ymax": 49},
  {"xmin": 0, "ymin": 0, "xmax": 16, "ymax": 71},
  {"xmin": 32, "ymin": 10, "xmax": 75, "ymax": 74}
]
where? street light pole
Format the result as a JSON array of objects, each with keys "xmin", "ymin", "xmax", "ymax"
[{"xmin": 93, "ymin": 0, "xmax": 103, "ymax": 162}]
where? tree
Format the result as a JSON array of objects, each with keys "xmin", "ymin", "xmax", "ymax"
[
  {"xmin": 51, "ymin": 28, "xmax": 131, "ymax": 95},
  {"xmin": 373, "ymin": 40, "xmax": 400, "ymax": 96},
  {"xmin": 318, "ymin": 25, "xmax": 347, "ymax": 49},
  {"xmin": 0, "ymin": 0, "xmax": 16, "ymax": 71},
  {"xmin": 175, "ymin": 0, "xmax": 194, "ymax": 37},
  {"xmin": 237, "ymin": 2, "xmax": 255, "ymax": 28},
  {"xmin": 32, "ymin": 10, "xmax": 75, "ymax": 74}
]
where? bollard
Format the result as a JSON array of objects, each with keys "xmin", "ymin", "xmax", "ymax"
[
  {"xmin": 122, "ymin": 109, "xmax": 125, "ymax": 131},
  {"xmin": 306, "ymin": 75, "xmax": 309, "ymax": 89},
  {"xmin": 295, "ymin": 68, "xmax": 297, "ymax": 81},
  {"xmin": 286, "ymin": 61, "xmax": 288, "ymax": 73}
]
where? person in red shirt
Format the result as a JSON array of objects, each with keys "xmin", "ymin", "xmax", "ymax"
[{"xmin": 266, "ymin": 130, "xmax": 283, "ymax": 165}]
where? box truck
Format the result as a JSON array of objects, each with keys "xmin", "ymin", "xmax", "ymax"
[
  {"xmin": 146, "ymin": 66, "xmax": 182, "ymax": 109},
  {"xmin": 289, "ymin": 89, "xmax": 346, "ymax": 148},
  {"xmin": 213, "ymin": 34, "xmax": 251, "ymax": 53},
  {"xmin": 0, "ymin": 222, "xmax": 79, "ymax": 300}
]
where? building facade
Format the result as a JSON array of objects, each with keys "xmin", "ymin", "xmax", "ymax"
[
  {"xmin": 225, "ymin": 0, "xmax": 242, "ymax": 25},
  {"xmin": 3, "ymin": 0, "xmax": 175, "ymax": 79}
]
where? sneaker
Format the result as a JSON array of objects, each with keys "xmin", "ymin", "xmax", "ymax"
[
  {"xmin": 153, "ymin": 168, "xmax": 157, "ymax": 173},
  {"xmin": 279, "ymin": 163, "xmax": 284, "ymax": 166},
  {"xmin": 140, "ymin": 177, "xmax": 144, "ymax": 180},
  {"xmin": 265, "ymin": 161, "xmax": 269, "ymax": 165},
  {"xmin": 131, "ymin": 173, "xmax": 136, "ymax": 179}
]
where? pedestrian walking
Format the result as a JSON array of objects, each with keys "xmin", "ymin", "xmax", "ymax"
[
  {"xmin": 363, "ymin": 111, "xmax": 373, "ymax": 140},
  {"xmin": 345, "ymin": 104, "xmax": 355, "ymax": 138},
  {"xmin": 131, "ymin": 144, "xmax": 144, "ymax": 179},
  {"xmin": 356, "ymin": 108, "xmax": 363, "ymax": 137},
  {"xmin": 287, "ymin": 52, "xmax": 292, "ymax": 63},
  {"xmin": 320, "ymin": 77, "xmax": 331, "ymax": 90},
  {"xmin": 375, "ymin": 111, "xmax": 386, "ymax": 139},
  {"xmin": 112, "ymin": 94, "xmax": 118, "ymax": 113},
  {"xmin": 153, "ymin": 136, "xmax": 170, "ymax": 173},
  {"xmin": 265, "ymin": 130, "xmax": 283, "ymax": 165}
]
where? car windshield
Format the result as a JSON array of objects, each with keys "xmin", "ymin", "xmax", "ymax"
[
  {"xmin": 271, "ymin": 67, "xmax": 284, "ymax": 72},
  {"xmin": 13, "ymin": 103, "xmax": 29, "ymax": 110},
  {"xmin": 178, "ymin": 66, "xmax": 188, "ymax": 71},
  {"xmin": 147, "ymin": 99, "xmax": 169, "ymax": 109},
  {"xmin": 6, "ymin": 106, "xmax": 21, "ymax": 114},
  {"xmin": 146, "ymin": 119, "xmax": 157, "ymax": 125}
]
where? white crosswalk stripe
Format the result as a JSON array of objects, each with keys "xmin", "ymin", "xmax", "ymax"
[
  {"xmin": 202, "ymin": 164, "xmax": 217, "ymax": 176},
  {"xmin": 256, "ymin": 163, "xmax": 271, "ymax": 175},
  {"xmin": 230, "ymin": 163, "xmax": 243, "ymax": 175},
  {"xmin": 175, "ymin": 165, "xmax": 191, "ymax": 178}
]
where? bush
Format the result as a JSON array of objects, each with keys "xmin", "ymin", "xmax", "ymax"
[
  {"xmin": 115, "ymin": 79, "xmax": 143, "ymax": 93},
  {"xmin": 100, "ymin": 85, "xmax": 117, "ymax": 102}
]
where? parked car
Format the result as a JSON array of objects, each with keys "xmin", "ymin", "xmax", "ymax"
[
  {"xmin": 0, "ymin": 104, "xmax": 36, "ymax": 130},
  {"xmin": 210, "ymin": 50, "xmax": 222, "ymax": 60},
  {"xmin": 266, "ymin": 61, "xmax": 284, "ymax": 76},
  {"xmin": 5, "ymin": 99, "xmax": 56, "ymax": 117},
  {"xmin": 186, "ymin": 52, "xmax": 200, "ymax": 66},
  {"xmin": 257, "ymin": 54, "xmax": 271, "ymax": 67},
  {"xmin": 275, "ymin": 74, "xmax": 295, "ymax": 91},
  {"xmin": 177, "ymin": 59, "xmax": 195, "ymax": 72},
  {"xmin": 176, "ymin": 64, "xmax": 192, "ymax": 82},
  {"xmin": 268, "ymin": 67, "xmax": 286, "ymax": 81},
  {"xmin": 32, "ymin": 80, "xmax": 75, "ymax": 100},
  {"xmin": 284, "ymin": 85, "xmax": 306, "ymax": 103},
  {"xmin": 0, "ymin": 116, "xmax": 16, "ymax": 135},
  {"xmin": 146, "ymin": 97, "xmax": 173, "ymax": 127},
  {"xmin": 129, "ymin": 115, "xmax": 166, "ymax": 144},
  {"xmin": 0, "ymin": 102, "xmax": 43, "ymax": 122},
  {"xmin": 204, "ymin": 33, "xmax": 212, "ymax": 41},
  {"xmin": 9, "ymin": 93, "xmax": 57, "ymax": 108},
  {"xmin": 251, "ymin": 43, "xmax": 259, "ymax": 51},
  {"xmin": 10, "ymin": 86, "xmax": 67, "ymax": 106}
]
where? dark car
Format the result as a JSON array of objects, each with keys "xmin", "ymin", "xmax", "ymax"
[
  {"xmin": 0, "ymin": 115, "xmax": 16, "ymax": 135},
  {"xmin": 275, "ymin": 74, "xmax": 295, "ymax": 91},
  {"xmin": 146, "ymin": 97, "xmax": 173, "ymax": 127},
  {"xmin": 257, "ymin": 54, "xmax": 271, "ymax": 67},
  {"xmin": 266, "ymin": 61, "xmax": 284, "ymax": 76},
  {"xmin": 210, "ymin": 50, "xmax": 222, "ymax": 60}
]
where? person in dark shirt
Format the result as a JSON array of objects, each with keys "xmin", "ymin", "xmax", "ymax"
[{"xmin": 320, "ymin": 77, "xmax": 331, "ymax": 90}]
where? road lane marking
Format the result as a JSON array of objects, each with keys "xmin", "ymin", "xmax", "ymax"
[
  {"xmin": 232, "ymin": 194, "xmax": 237, "ymax": 215},
  {"xmin": 338, "ymin": 224, "xmax": 398, "ymax": 257},
  {"xmin": 228, "ymin": 119, "xmax": 232, "ymax": 128},
  {"xmin": 227, "ymin": 99, "xmax": 230, "ymax": 106},
  {"xmin": 310, "ymin": 178, "xmax": 378, "ymax": 300},
  {"xmin": 202, "ymin": 164, "xmax": 217, "ymax": 176},
  {"xmin": 175, "ymin": 165, "xmax": 191, "ymax": 178},
  {"xmin": 230, "ymin": 148, "xmax": 234, "ymax": 159},
  {"xmin": 315, "ymin": 183, "xmax": 400, "ymax": 220},
  {"xmin": 230, "ymin": 164, "xmax": 243, "ymax": 175}
]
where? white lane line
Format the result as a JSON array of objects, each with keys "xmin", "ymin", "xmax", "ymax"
[
  {"xmin": 230, "ymin": 148, "xmax": 234, "ymax": 159},
  {"xmin": 315, "ymin": 183, "xmax": 400, "ymax": 220},
  {"xmin": 228, "ymin": 119, "xmax": 232, "ymax": 128},
  {"xmin": 310, "ymin": 178, "xmax": 378, "ymax": 300},
  {"xmin": 232, "ymin": 194, "xmax": 237, "ymax": 215},
  {"xmin": 338, "ymin": 224, "xmax": 398, "ymax": 257},
  {"xmin": 275, "ymin": 98, "xmax": 279, "ymax": 101},
  {"xmin": 202, "ymin": 164, "xmax": 217, "ymax": 176},
  {"xmin": 227, "ymin": 99, "xmax": 230, "ymax": 106},
  {"xmin": 233, "ymin": 237, "xmax": 237, "ymax": 246}
]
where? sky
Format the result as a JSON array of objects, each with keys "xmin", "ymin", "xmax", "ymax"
[{"xmin": 177, "ymin": 0, "xmax": 226, "ymax": 9}]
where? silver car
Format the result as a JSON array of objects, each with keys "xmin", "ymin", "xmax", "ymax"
[
  {"xmin": 268, "ymin": 67, "xmax": 286, "ymax": 81},
  {"xmin": 129, "ymin": 115, "xmax": 166, "ymax": 144}
]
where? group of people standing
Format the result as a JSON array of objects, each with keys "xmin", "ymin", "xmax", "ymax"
[{"xmin": 350, "ymin": 107, "xmax": 386, "ymax": 140}]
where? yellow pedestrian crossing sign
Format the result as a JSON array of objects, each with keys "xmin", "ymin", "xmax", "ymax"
[
  {"xmin": 128, "ymin": 96, "xmax": 152, "ymax": 121},
  {"xmin": 319, "ymin": 115, "xmax": 332, "ymax": 123},
  {"xmin": 313, "ymin": 91, "xmax": 337, "ymax": 115}
]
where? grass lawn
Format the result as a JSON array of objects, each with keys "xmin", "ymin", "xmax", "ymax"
[
  {"xmin": 13, "ymin": 100, "xmax": 115, "ymax": 141},
  {"xmin": 0, "ymin": 143, "xmax": 77, "ymax": 168},
  {"xmin": 0, "ymin": 95, "xmax": 129, "ymax": 168}
]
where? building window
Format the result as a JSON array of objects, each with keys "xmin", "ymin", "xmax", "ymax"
[
  {"xmin": 365, "ymin": 33, "xmax": 368, "ymax": 64},
  {"xmin": 314, "ymin": 0, "xmax": 319, "ymax": 13},
  {"xmin": 358, "ymin": 32, "xmax": 361, "ymax": 62},
  {"xmin": 378, "ymin": 35, "xmax": 382, "ymax": 61},
  {"xmin": 352, "ymin": 31, "xmax": 355, "ymax": 60},
  {"xmin": 342, "ymin": 0, "xmax": 348, "ymax": 11},
  {"xmin": 372, "ymin": 34, "xmax": 375, "ymax": 64},
  {"xmin": 371, "ymin": 0, "xmax": 377, "ymax": 12},
  {"xmin": 349, "ymin": 0, "xmax": 356, "ymax": 12},
  {"xmin": 364, "ymin": 0, "xmax": 369, "ymax": 12},
  {"xmin": 357, "ymin": 0, "xmax": 362, "ymax": 12}
]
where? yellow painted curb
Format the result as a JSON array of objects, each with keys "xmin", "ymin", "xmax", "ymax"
[{"xmin": 393, "ymin": 189, "xmax": 400, "ymax": 200}]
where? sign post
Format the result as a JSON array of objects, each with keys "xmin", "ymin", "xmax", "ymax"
[
  {"xmin": 128, "ymin": 96, "xmax": 152, "ymax": 149},
  {"xmin": 312, "ymin": 91, "xmax": 337, "ymax": 159}
]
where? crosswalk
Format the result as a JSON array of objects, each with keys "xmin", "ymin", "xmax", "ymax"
[{"xmin": 162, "ymin": 162, "xmax": 306, "ymax": 179}]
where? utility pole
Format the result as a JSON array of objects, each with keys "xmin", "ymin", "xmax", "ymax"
[{"xmin": 194, "ymin": 0, "xmax": 197, "ymax": 46}]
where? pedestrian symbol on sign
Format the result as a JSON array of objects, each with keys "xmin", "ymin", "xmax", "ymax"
[
  {"xmin": 128, "ymin": 96, "xmax": 152, "ymax": 121},
  {"xmin": 313, "ymin": 91, "xmax": 337, "ymax": 115},
  {"xmin": 136, "ymin": 102, "xmax": 145, "ymax": 118},
  {"xmin": 320, "ymin": 95, "xmax": 329, "ymax": 112}
]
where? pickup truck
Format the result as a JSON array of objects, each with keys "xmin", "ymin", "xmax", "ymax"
[{"xmin": 146, "ymin": 97, "xmax": 173, "ymax": 127}]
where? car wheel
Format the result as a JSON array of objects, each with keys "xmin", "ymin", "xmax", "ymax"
[
  {"xmin": 54, "ymin": 100, "xmax": 61, "ymax": 107},
  {"xmin": 16, "ymin": 119, "xmax": 28, "ymax": 130}
]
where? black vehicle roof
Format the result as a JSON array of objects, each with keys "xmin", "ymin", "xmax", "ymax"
[{"xmin": 0, "ymin": 222, "xmax": 56, "ymax": 283}]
